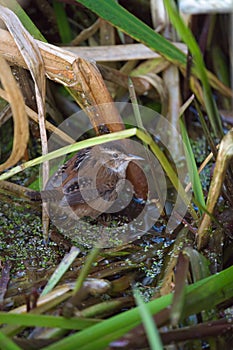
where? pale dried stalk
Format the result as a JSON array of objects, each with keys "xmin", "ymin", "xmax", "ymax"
[
  {"xmin": 163, "ymin": 65, "xmax": 183, "ymax": 161},
  {"xmin": 197, "ymin": 129, "xmax": 233, "ymax": 249},
  {"xmin": 150, "ymin": 0, "xmax": 168, "ymax": 32},
  {"xmin": 0, "ymin": 6, "xmax": 48, "ymax": 177},
  {"xmin": 65, "ymin": 42, "xmax": 187, "ymax": 62},
  {"xmin": 0, "ymin": 5, "xmax": 49, "ymax": 237}
]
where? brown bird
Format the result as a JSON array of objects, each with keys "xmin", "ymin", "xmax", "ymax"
[{"xmin": 29, "ymin": 142, "xmax": 143, "ymax": 227}]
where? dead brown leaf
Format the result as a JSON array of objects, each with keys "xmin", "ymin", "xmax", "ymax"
[{"xmin": 0, "ymin": 55, "xmax": 29, "ymax": 171}]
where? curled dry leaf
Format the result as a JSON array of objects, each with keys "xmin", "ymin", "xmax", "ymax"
[{"xmin": 0, "ymin": 55, "xmax": 29, "ymax": 171}]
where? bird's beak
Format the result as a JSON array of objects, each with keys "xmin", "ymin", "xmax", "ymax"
[{"xmin": 126, "ymin": 154, "xmax": 144, "ymax": 161}]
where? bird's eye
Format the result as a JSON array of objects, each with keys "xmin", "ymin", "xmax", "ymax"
[{"xmin": 113, "ymin": 153, "xmax": 119, "ymax": 158}]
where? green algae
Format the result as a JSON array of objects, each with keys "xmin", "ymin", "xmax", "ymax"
[{"xmin": 0, "ymin": 191, "xmax": 65, "ymax": 276}]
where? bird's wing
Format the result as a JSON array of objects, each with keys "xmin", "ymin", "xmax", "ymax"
[{"xmin": 61, "ymin": 176, "xmax": 119, "ymax": 207}]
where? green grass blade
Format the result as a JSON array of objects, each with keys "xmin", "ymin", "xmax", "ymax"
[
  {"xmin": 180, "ymin": 118, "xmax": 206, "ymax": 214},
  {"xmin": 76, "ymin": 0, "xmax": 187, "ymax": 65},
  {"xmin": 73, "ymin": 246, "xmax": 100, "ymax": 294},
  {"xmin": 53, "ymin": 0, "xmax": 72, "ymax": 43},
  {"xmin": 0, "ymin": 129, "xmax": 138, "ymax": 181},
  {"xmin": 41, "ymin": 247, "xmax": 80, "ymax": 297},
  {"xmin": 0, "ymin": 313, "xmax": 99, "ymax": 331},
  {"xmin": 0, "ymin": 330, "xmax": 23, "ymax": 350},
  {"xmin": 41, "ymin": 265, "xmax": 233, "ymax": 349},
  {"xmin": 134, "ymin": 289, "xmax": 163, "ymax": 350}
]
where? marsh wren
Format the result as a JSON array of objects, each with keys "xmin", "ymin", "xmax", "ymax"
[{"xmin": 32, "ymin": 143, "xmax": 143, "ymax": 222}]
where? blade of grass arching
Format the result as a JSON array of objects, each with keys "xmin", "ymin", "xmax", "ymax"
[
  {"xmin": 0, "ymin": 129, "xmax": 139, "ymax": 181},
  {"xmin": 134, "ymin": 289, "xmax": 163, "ymax": 350},
  {"xmin": 2, "ymin": 129, "xmax": 141, "ymax": 183},
  {"xmin": 180, "ymin": 118, "xmax": 206, "ymax": 214},
  {"xmin": 0, "ymin": 125, "xmax": 196, "ymax": 219},
  {"xmin": 53, "ymin": 0, "xmax": 72, "ymax": 43},
  {"xmin": 163, "ymin": 0, "xmax": 223, "ymax": 139},
  {"xmin": 0, "ymin": 0, "xmax": 46, "ymax": 41}
]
